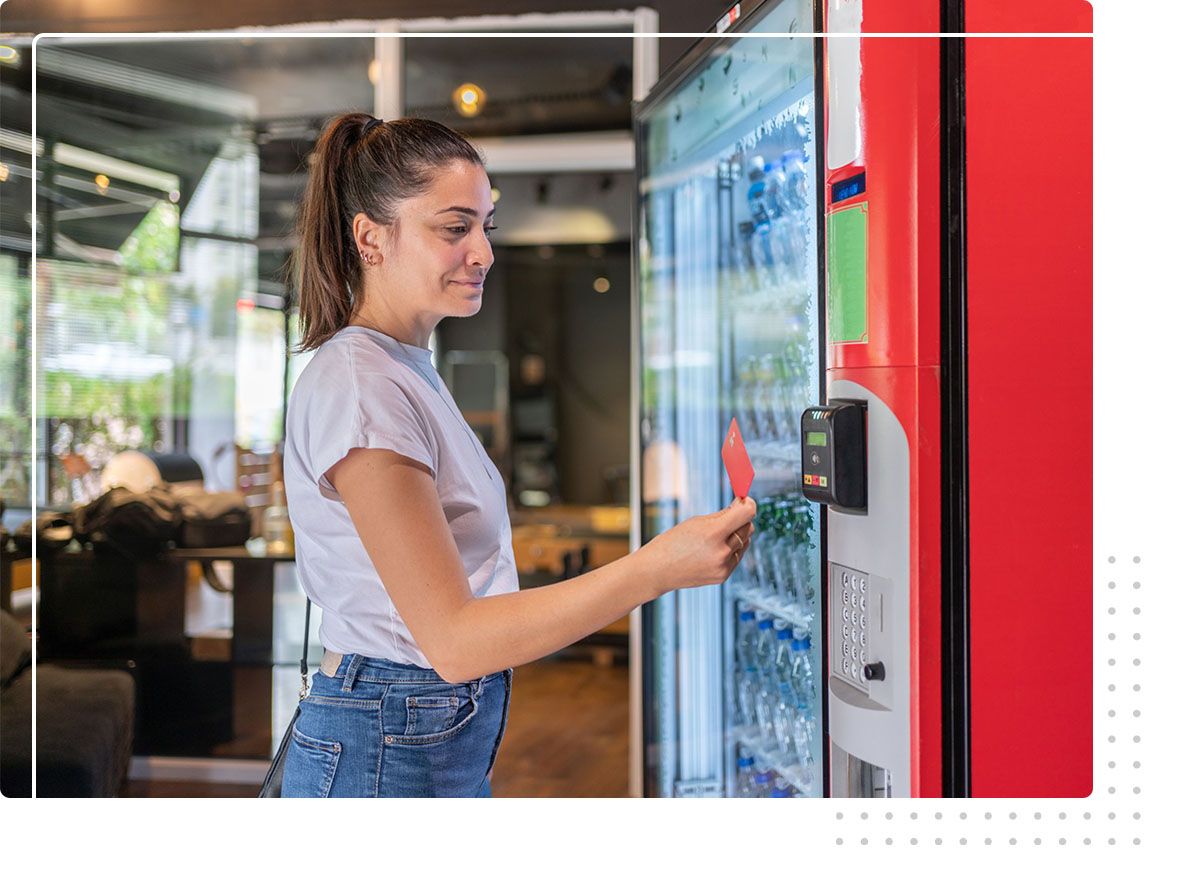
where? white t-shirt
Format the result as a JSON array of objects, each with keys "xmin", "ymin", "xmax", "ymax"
[{"xmin": 284, "ymin": 324, "xmax": 518, "ymax": 668}]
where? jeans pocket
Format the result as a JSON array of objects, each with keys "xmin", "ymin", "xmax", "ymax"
[
  {"xmin": 282, "ymin": 726, "xmax": 342, "ymax": 798},
  {"xmin": 390, "ymin": 684, "xmax": 480, "ymax": 746}
]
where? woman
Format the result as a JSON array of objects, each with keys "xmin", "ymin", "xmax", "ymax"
[{"xmin": 280, "ymin": 113, "xmax": 756, "ymax": 797}]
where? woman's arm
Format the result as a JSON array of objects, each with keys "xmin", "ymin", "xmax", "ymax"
[{"xmin": 326, "ymin": 447, "xmax": 756, "ymax": 683}]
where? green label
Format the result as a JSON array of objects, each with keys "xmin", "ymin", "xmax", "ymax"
[{"xmin": 826, "ymin": 203, "xmax": 869, "ymax": 344}]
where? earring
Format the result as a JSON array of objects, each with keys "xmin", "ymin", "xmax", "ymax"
[{"xmin": 359, "ymin": 250, "xmax": 376, "ymax": 267}]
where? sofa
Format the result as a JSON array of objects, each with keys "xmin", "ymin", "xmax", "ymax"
[{"xmin": 0, "ymin": 608, "xmax": 136, "ymax": 797}]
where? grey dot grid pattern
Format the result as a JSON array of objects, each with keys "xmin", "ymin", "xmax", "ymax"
[{"xmin": 831, "ymin": 554, "xmax": 1144, "ymax": 847}]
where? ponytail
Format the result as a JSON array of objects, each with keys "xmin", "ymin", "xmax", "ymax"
[{"xmin": 291, "ymin": 114, "xmax": 484, "ymax": 352}]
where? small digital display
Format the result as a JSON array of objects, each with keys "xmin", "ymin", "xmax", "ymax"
[
  {"xmin": 807, "ymin": 431, "xmax": 828, "ymax": 447},
  {"xmin": 831, "ymin": 172, "xmax": 866, "ymax": 203}
]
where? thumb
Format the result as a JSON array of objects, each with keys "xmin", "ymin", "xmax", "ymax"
[{"xmin": 720, "ymin": 496, "xmax": 757, "ymax": 530}]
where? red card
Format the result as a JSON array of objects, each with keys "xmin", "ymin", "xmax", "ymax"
[{"xmin": 721, "ymin": 418, "xmax": 755, "ymax": 499}]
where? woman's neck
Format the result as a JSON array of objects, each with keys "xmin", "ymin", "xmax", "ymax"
[{"xmin": 349, "ymin": 299, "xmax": 436, "ymax": 350}]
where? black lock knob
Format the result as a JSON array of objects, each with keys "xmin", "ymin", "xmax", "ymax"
[{"xmin": 863, "ymin": 662, "xmax": 886, "ymax": 681}]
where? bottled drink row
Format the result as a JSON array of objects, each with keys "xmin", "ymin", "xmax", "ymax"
[
  {"xmin": 732, "ymin": 603, "xmax": 818, "ymax": 793},
  {"xmin": 722, "ymin": 138, "xmax": 815, "ymax": 294},
  {"xmin": 734, "ymin": 347, "xmax": 812, "ymax": 449},
  {"xmin": 736, "ymin": 746, "xmax": 799, "ymax": 798},
  {"xmin": 736, "ymin": 495, "xmax": 816, "ymax": 610}
]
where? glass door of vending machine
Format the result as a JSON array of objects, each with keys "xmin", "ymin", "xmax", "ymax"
[{"xmin": 634, "ymin": 0, "xmax": 825, "ymax": 798}]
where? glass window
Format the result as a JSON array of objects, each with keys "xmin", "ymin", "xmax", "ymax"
[{"xmin": 29, "ymin": 35, "xmax": 375, "ymax": 504}]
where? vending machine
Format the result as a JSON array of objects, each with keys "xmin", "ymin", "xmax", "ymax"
[
  {"xmin": 631, "ymin": 0, "xmax": 1092, "ymax": 798},
  {"xmin": 633, "ymin": 0, "xmax": 827, "ymax": 798}
]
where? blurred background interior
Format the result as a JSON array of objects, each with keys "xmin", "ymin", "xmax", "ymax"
[{"xmin": 0, "ymin": 0, "xmax": 734, "ymax": 798}]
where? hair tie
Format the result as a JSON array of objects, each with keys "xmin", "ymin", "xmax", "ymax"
[{"xmin": 362, "ymin": 117, "xmax": 383, "ymax": 137}]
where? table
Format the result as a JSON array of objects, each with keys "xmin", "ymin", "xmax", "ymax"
[{"xmin": 38, "ymin": 544, "xmax": 294, "ymax": 760}]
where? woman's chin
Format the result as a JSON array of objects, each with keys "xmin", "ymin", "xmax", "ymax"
[{"xmin": 456, "ymin": 293, "xmax": 482, "ymax": 315}]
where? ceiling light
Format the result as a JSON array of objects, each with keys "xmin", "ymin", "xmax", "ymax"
[
  {"xmin": 593, "ymin": 277, "xmax": 611, "ymax": 294},
  {"xmin": 452, "ymin": 82, "xmax": 487, "ymax": 118},
  {"xmin": 0, "ymin": 164, "xmax": 8, "ymax": 183},
  {"xmin": 94, "ymin": 173, "xmax": 110, "ymax": 193},
  {"xmin": 0, "ymin": 46, "xmax": 19, "ymax": 66},
  {"xmin": 491, "ymin": 187, "xmax": 501, "ymax": 203}
]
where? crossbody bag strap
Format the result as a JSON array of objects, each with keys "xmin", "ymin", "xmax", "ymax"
[{"xmin": 299, "ymin": 596, "xmax": 312, "ymax": 699}]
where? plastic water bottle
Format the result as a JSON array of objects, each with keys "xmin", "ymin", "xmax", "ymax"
[
  {"xmin": 737, "ymin": 665, "xmax": 760, "ymax": 727},
  {"xmin": 770, "ymin": 626, "xmax": 797, "ymax": 756},
  {"xmin": 753, "ymin": 618, "xmax": 778, "ymax": 738},
  {"xmin": 792, "ymin": 707, "xmax": 816, "ymax": 768},
  {"xmin": 755, "ymin": 618, "xmax": 777, "ymax": 678},
  {"xmin": 746, "ymin": 155, "xmax": 770, "ymax": 226},
  {"xmin": 761, "ymin": 160, "xmax": 792, "ymax": 281},
  {"xmin": 770, "ymin": 777, "xmax": 794, "ymax": 798},
  {"xmin": 736, "ymin": 605, "xmax": 758, "ymax": 667},
  {"xmin": 736, "ymin": 749, "xmax": 757, "ymax": 798},
  {"xmin": 734, "ymin": 221, "xmax": 758, "ymax": 292},
  {"xmin": 774, "ymin": 626, "xmax": 797, "ymax": 704},
  {"xmin": 770, "ymin": 501, "xmax": 797, "ymax": 605},
  {"xmin": 790, "ymin": 635, "xmax": 817, "ymax": 708},
  {"xmin": 746, "ymin": 157, "xmax": 775, "ymax": 288},
  {"xmin": 752, "ymin": 769, "xmax": 773, "ymax": 798},
  {"xmin": 780, "ymin": 150, "xmax": 810, "ymax": 280}
]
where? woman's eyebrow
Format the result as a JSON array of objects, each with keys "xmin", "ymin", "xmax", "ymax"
[{"xmin": 435, "ymin": 206, "xmax": 496, "ymax": 218}]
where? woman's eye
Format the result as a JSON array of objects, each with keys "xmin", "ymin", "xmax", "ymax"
[
  {"xmin": 447, "ymin": 226, "xmax": 468, "ymax": 235},
  {"xmin": 484, "ymin": 225, "xmax": 498, "ymax": 236}
]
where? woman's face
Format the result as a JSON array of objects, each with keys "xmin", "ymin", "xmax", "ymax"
[{"xmin": 368, "ymin": 160, "xmax": 496, "ymax": 320}]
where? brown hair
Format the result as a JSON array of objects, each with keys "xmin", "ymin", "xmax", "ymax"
[{"xmin": 291, "ymin": 113, "xmax": 484, "ymax": 351}]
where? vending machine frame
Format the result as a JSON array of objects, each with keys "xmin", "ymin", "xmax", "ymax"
[
  {"xmin": 630, "ymin": 0, "xmax": 1092, "ymax": 799},
  {"xmin": 630, "ymin": 0, "xmax": 830, "ymax": 799}
]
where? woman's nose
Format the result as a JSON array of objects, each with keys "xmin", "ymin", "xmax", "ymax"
[{"xmin": 469, "ymin": 233, "xmax": 494, "ymax": 270}]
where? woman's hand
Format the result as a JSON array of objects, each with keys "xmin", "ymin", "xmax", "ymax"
[{"xmin": 637, "ymin": 497, "xmax": 758, "ymax": 597}]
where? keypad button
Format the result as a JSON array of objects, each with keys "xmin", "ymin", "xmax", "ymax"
[
  {"xmin": 842, "ymin": 624, "xmax": 850, "ymax": 641},
  {"xmin": 860, "ymin": 631, "xmax": 867, "ymax": 647},
  {"xmin": 843, "ymin": 589, "xmax": 850, "ymax": 606},
  {"xmin": 842, "ymin": 641, "xmax": 850, "ymax": 658},
  {"xmin": 842, "ymin": 609, "xmax": 849, "ymax": 623},
  {"xmin": 860, "ymin": 595, "xmax": 867, "ymax": 611},
  {"xmin": 859, "ymin": 649, "xmax": 867, "ymax": 664},
  {"xmin": 859, "ymin": 613, "xmax": 867, "ymax": 630}
]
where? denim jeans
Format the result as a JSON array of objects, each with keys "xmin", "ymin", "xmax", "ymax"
[{"xmin": 280, "ymin": 653, "xmax": 512, "ymax": 797}]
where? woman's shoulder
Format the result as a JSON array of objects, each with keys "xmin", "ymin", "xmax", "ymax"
[{"xmin": 295, "ymin": 329, "xmax": 416, "ymax": 391}]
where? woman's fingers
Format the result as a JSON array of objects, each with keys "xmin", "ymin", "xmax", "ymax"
[{"xmin": 719, "ymin": 497, "xmax": 757, "ymax": 535}]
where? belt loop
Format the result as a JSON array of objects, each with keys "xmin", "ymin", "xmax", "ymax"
[{"xmin": 342, "ymin": 654, "xmax": 365, "ymax": 692}]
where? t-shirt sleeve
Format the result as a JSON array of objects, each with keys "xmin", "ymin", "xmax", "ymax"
[{"xmin": 302, "ymin": 342, "xmax": 438, "ymax": 501}]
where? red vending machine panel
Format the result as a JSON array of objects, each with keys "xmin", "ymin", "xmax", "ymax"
[{"xmin": 820, "ymin": 0, "xmax": 1091, "ymax": 797}]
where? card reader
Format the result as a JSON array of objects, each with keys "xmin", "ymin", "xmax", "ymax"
[{"xmin": 800, "ymin": 400, "xmax": 867, "ymax": 511}]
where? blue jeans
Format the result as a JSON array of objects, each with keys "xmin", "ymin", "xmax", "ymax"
[{"xmin": 280, "ymin": 654, "xmax": 512, "ymax": 797}]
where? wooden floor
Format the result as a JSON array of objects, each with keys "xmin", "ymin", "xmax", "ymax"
[{"xmin": 120, "ymin": 655, "xmax": 630, "ymax": 798}]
